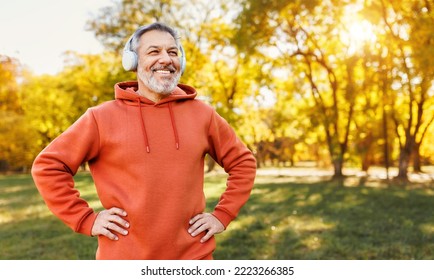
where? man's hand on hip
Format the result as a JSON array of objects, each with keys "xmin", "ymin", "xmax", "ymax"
[
  {"xmin": 188, "ymin": 213, "xmax": 224, "ymax": 243},
  {"xmin": 91, "ymin": 207, "xmax": 129, "ymax": 240}
]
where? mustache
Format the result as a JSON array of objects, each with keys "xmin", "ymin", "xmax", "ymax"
[{"xmin": 151, "ymin": 65, "xmax": 177, "ymax": 72}]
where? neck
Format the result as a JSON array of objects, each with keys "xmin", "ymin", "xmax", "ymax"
[
  {"xmin": 137, "ymin": 91, "xmax": 160, "ymax": 103},
  {"xmin": 136, "ymin": 87, "xmax": 170, "ymax": 103}
]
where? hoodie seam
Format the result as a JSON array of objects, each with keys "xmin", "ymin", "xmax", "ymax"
[
  {"xmin": 206, "ymin": 109, "xmax": 215, "ymax": 140},
  {"xmin": 206, "ymin": 110, "xmax": 218, "ymax": 156},
  {"xmin": 88, "ymin": 108, "xmax": 102, "ymax": 153}
]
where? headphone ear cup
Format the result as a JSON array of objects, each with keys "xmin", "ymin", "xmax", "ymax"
[{"xmin": 122, "ymin": 50, "xmax": 138, "ymax": 71}]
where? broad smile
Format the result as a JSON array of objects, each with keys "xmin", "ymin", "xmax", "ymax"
[
  {"xmin": 152, "ymin": 65, "xmax": 177, "ymax": 75},
  {"xmin": 154, "ymin": 69, "xmax": 174, "ymax": 74}
]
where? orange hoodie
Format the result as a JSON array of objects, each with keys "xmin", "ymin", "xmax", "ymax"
[{"xmin": 31, "ymin": 81, "xmax": 256, "ymax": 260}]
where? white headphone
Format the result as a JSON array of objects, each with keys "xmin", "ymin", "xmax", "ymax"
[{"xmin": 122, "ymin": 25, "xmax": 186, "ymax": 75}]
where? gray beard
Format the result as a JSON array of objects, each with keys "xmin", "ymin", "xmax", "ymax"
[{"xmin": 138, "ymin": 68, "xmax": 181, "ymax": 95}]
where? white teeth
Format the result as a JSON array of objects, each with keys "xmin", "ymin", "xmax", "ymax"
[{"xmin": 155, "ymin": 70, "xmax": 171, "ymax": 74}]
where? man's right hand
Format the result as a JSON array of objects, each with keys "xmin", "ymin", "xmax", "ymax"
[{"xmin": 91, "ymin": 207, "xmax": 130, "ymax": 240}]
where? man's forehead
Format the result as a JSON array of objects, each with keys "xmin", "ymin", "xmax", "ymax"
[{"xmin": 139, "ymin": 30, "xmax": 177, "ymax": 47}]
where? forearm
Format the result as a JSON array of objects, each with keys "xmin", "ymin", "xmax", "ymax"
[
  {"xmin": 207, "ymin": 111, "xmax": 257, "ymax": 227},
  {"xmin": 212, "ymin": 152, "xmax": 257, "ymax": 227}
]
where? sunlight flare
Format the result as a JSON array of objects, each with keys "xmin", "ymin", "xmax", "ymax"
[{"xmin": 340, "ymin": 3, "xmax": 377, "ymax": 56}]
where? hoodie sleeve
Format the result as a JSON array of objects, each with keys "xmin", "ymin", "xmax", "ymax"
[
  {"xmin": 31, "ymin": 108, "xmax": 100, "ymax": 236},
  {"xmin": 207, "ymin": 110, "xmax": 257, "ymax": 228}
]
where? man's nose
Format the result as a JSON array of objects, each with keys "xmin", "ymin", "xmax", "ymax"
[{"xmin": 158, "ymin": 50, "xmax": 172, "ymax": 64}]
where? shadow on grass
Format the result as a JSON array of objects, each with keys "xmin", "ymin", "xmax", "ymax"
[{"xmin": 213, "ymin": 176, "xmax": 434, "ymax": 260}]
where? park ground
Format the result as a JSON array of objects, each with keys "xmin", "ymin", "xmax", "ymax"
[{"xmin": 0, "ymin": 166, "xmax": 433, "ymax": 259}]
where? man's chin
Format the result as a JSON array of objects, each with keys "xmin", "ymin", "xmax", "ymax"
[
  {"xmin": 138, "ymin": 71, "xmax": 180, "ymax": 95},
  {"xmin": 153, "ymin": 84, "xmax": 178, "ymax": 95}
]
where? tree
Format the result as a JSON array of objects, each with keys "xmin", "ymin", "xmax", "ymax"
[
  {"xmin": 0, "ymin": 55, "xmax": 34, "ymax": 171},
  {"xmin": 371, "ymin": 0, "xmax": 434, "ymax": 180},
  {"xmin": 0, "ymin": 55, "xmax": 21, "ymax": 112},
  {"xmin": 86, "ymin": 0, "xmax": 265, "ymax": 128},
  {"xmin": 63, "ymin": 0, "xmax": 434, "ymax": 173},
  {"xmin": 0, "ymin": 110, "xmax": 39, "ymax": 171},
  {"xmin": 233, "ymin": 0, "xmax": 434, "ymax": 177},
  {"xmin": 235, "ymin": 0, "xmax": 370, "ymax": 177},
  {"xmin": 19, "ymin": 51, "xmax": 132, "ymax": 163}
]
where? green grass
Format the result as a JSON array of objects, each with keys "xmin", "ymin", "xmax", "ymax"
[
  {"xmin": 0, "ymin": 173, "xmax": 98, "ymax": 259},
  {"xmin": 1, "ymin": 171, "xmax": 434, "ymax": 259}
]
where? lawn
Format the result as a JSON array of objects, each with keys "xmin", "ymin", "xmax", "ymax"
[{"xmin": 1, "ymin": 169, "xmax": 434, "ymax": 260}]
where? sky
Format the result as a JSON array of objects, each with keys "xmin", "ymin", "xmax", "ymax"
[{"xmin": 0, "ymin": 0, "xmax": 113, "ymax": 75}]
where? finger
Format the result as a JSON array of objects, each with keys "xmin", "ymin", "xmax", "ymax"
[
  {"xmin": 188, "ymin": 218, "xmax": 205, "ymax": 233},
  {"xmin": 92, "ymin": 209, "xmax": 129, "ymax": 237},
  {"xmin": 108, "ymin": 215, "xmax": 130, "ymax": 229},
  {"xmin": 190, "ymin": 223, "xmax": 209, "ymax": 237},
  {"xmin": 200, "ymin": 230, "xmax": 214, "ymax": 243},
  {"xmin": 189, "ymin": 213, "xmax": 204, "ymax": 225},
  {"xmin": 106, "ymin": 222, "xmax": 129, "ymax": 236},
  {"xmin": 107, "ymin": 207, "xmax": 128, "ymax": 217},
  {"xmin": 103, "ymin": 227, "xmax": 119, "ymax": 241}
]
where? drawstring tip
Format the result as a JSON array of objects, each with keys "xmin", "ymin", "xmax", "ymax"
[
  {"xmin": 176, "ymin": 143, "xmax": 179, "ymax": 150},
  {"xmin": 146, "ymin": 146, "xmax": 150, "ymax": 153}
]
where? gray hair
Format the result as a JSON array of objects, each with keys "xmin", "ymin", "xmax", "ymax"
[{"xmin": 130, "ymin": 22, "xmax": 181, "ymax": 53}]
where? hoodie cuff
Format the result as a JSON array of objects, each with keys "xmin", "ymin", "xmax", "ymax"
[
  {"xmin": 76, "ymin": 211, "xmax": 98, "ymax": 236},
  {"xmin": 211, "ymin": 208, "xmax": 235, "ymax": 229}
]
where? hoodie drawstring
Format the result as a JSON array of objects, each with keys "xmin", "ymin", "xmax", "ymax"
[
  {"xmin": 137, "ymin": 98, "xmax": 180, "ymax": 152},
  {"xmin": 137, "ymin": 98, "xmax": 151, "ymax": 153},
  {"xmin": 168, "ymin": 102, "xmax": 180, "ymax": 150}
]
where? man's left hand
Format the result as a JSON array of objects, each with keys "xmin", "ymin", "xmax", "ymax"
[{"xmin": 188, "ymin": 213, "xmax": 224, "ymax": 243}]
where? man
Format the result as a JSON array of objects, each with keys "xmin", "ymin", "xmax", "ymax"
[{"xmin": 31, "ymin": 22, "xmax": 256, "ymax": 260}]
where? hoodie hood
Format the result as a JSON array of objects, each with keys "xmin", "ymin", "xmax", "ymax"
[
  {"xmin": 114, "ymin": 81, "xmax": 197, "ymax": 105},
  {"xmin": 114, "ymin": 81, "xmax": 198, "ymax": 153}
]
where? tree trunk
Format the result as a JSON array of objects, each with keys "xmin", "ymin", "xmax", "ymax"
[
  {"xmin": 332, "ymin": 155, "xmax": 344, "ymax": 178},
  {"xmin": 397, "ymin": 147, "xmax": 411, "ymax": 181},
  {"xmin": 382, "ymin": 105, "xmax": 390, "ymax": 180},
  {"xmin": 361, "ymin": 152, "xmax": 371, "ymax": 172},
  {"xmin": 412, "ymin": 142, "xmax": 422, "ymax": 173}
]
